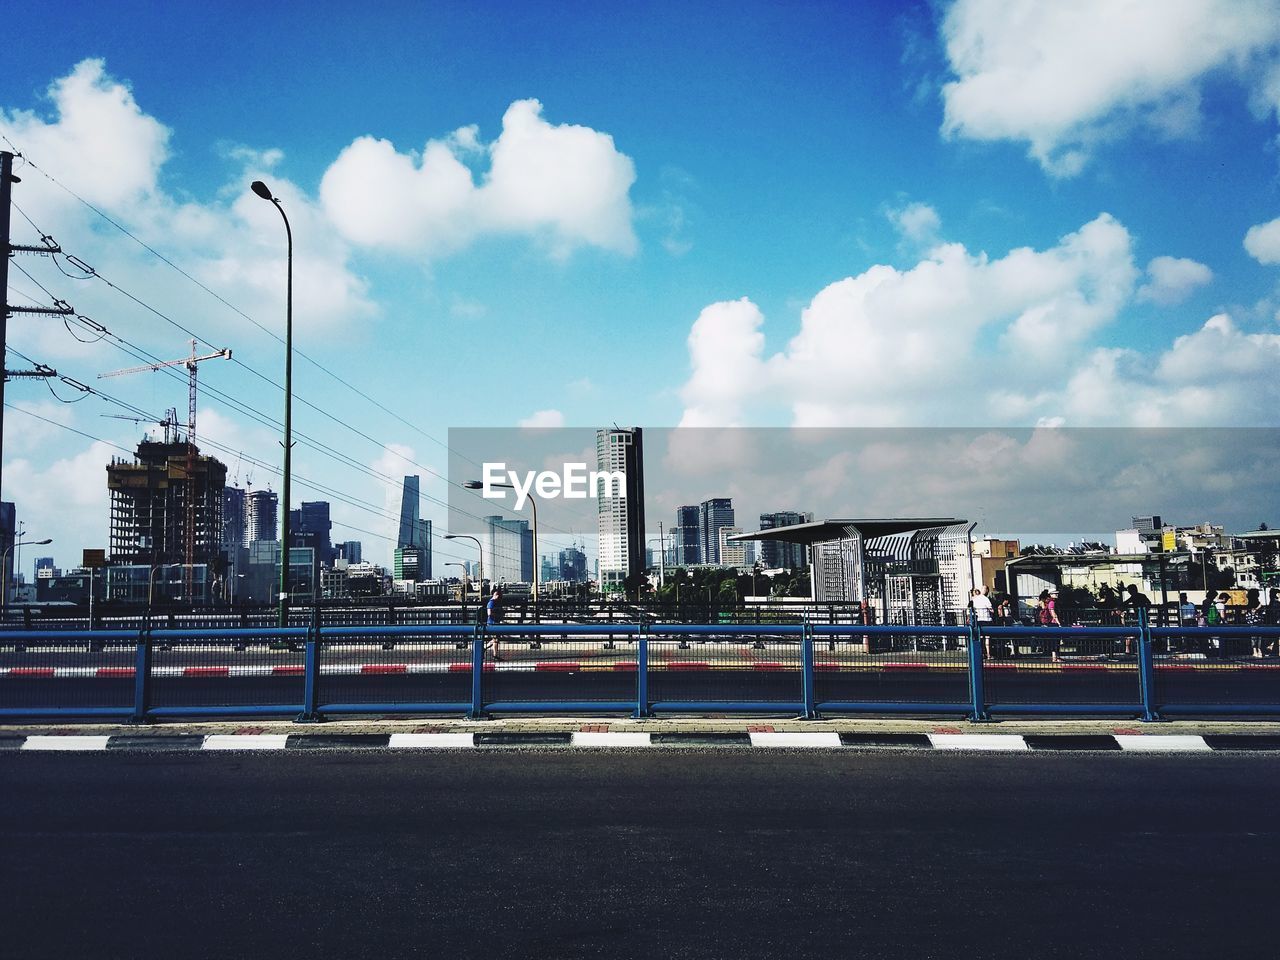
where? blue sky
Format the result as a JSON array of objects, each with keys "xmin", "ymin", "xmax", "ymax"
[{"xmin": 4, "ymin": 0, "xmax": 1280, "ymax": 572}]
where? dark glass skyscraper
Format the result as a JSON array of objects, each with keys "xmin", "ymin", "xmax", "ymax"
[
  {"xmin": 699, "ymin": 498, "xmax": 734, "ymax": 566},
  {"xmin": 759, "ymin": 511, "xmax": 813, "ymax": 569}
]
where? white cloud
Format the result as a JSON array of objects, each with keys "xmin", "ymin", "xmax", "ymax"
[
  {"xmin": 678, "ymin": 298, "xmax": 768, "ymax": 427},
  {"xmin": 320, "ymin": 99, "xmax": 638, "ymax": 258},
  {"xmin": 0, "ymin": 60, "xmax": 376, "ymax": 339},
  {"xmin": 939, "ymin": 0, "xmax": 1280, "ymax": 176},
  {"xmin": 1056, "ymin": 311, "xmax": 1280, "ymax": 425},
  {"xmin": 0, "ymin": 60, "xmax": 169, "ymax": 207},
  {"xmin": 887, "ymin": 201, "xmax": 942, "ymax": 247},
  {"xmin": 1136, "ymin": 255, "xmax": 1213, "ymax": 304},
  {"xmin": 518, "ymin": 409, "xmax": 565, "ymax": 428},
  {"xmin": 3, "ymin": 440, "xmax": 116, "ymax": 557},
  {"xmin": 1244, "ymin": 215, "xmax": 1280, "ymax": 264},
  {"xmin": 677, "ymin": 213, "xmax": 1280, "ymax": 428}
]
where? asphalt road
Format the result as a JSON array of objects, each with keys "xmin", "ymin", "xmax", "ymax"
[{"xmin": 3, "ymin": 748, "xmax": 1278, "ymax": 959}]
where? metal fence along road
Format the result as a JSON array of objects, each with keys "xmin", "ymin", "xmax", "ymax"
[{"xmin": 1, "ymin": 615, "xmax": 1278, "ymax": 722}]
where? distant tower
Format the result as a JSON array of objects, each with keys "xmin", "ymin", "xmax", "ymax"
[
  {"xmin": 596, "ymin": 427, "xmax": 646, "ymax": 593},
  {"xmin": 484, "ymin": 516, "xmax": 532, "ymax": 584},
  {"xmin": 106, "ymin": 439, "xmax": 227, "ymax": 566},
  {"xmin": 398, "ymin": 477, "xmax": 421, "ymax": 548},
  {"xmin": 699, "ymin": 498, "xmax": 734, "ymax": 566},
  {"xmin": 673, "ymin": 505, "xmax": 701, "ymax": 565},
  {"xmin": 223, "ymin": 486, "xmax": 246, "ymax": 550},
  {"xmin": 245, "ymin": 489, "xmax": 278, "ymax": 543},
  {"xmin": 759, "ymin": 511, "xmax": 812, "ymax": 569}
]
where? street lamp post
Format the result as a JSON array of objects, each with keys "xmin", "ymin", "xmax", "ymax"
[
  {"xmin": 465, "ymin": 480, "xmax": 539, "ymax": 623},
  {"xmin": 445, "ymin": 534, "xmax": 484, "ymax": 624},
  {"xmin": 2, "ymin": 536, "xmax": 51, "ymax": 616},
  {"xmin": 444, "ymin": 561, "xmax": 470, "ymax": 619},
  {"xmin": 250, "ymin": 180, "xmax": 293, "ymax": 628}
]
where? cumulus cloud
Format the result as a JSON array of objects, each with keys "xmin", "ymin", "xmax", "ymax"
[
  {"xmin": 0, "ymin": 59, "xmax": 376, "ymax": 339},
  {"xmin": 887, "ymin": 201, "xmax": 942, "ymax": 247},
  {"xmin": 320, "ymin": 99, "xmax": 638, "ymax": 258},
  {"xmin": 939, "ymin": 0, "xmax": 1280, "ymax": 176},
  {"xmin": 1057, "ymin": 313, "xmax": 1280, "ymax": 425},
  {"xmin": 677, "ymin": 213, "xmax": 1280, "ymax": 428},
  {"xmin": 1244, "ymin": 215, "xmax": 1280, "ymax": 264},
  {"xmin": 1136, "ymin": 255, "xmax": 1213, "ymax": 304},
  {"xmin": 678, "ymin": 299, "xmax": 768, "ymax": 427},
  {"xmin": 518, "ymin": 409, "xmax": 566, "ymax": 428},
  {"xmin": 3, "ymin": 440, "xmax": 116, "ymax": 558}
]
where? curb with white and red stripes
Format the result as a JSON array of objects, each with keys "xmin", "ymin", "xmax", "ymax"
[{"xmin": 4, "ymin": 731, "xmax": 1279, "ymax": 752}]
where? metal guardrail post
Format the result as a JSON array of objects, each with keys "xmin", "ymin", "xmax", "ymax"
[
  {"xmin": 1136, "ymin": 608, "xmax": 1161, "ymax": 722},
  {"xmin": 129, "ymin": 627, "xmax": 152, "ymax": 724},
  {"xmin": 469, "ymin": 621, "xmax": 486, "ymax": 720},
  {"xmin": 966, "ymin": 613, "xmax": 990, "ymax": 722},
  {"xmin": 297, "ymin": 606, "xmax": 323, "ymax": 723},
  {"xmin": 801, "ymin": 622, "xmax": 817, "ymax": 719},
  {"xmin": 634, "ymin": 624, "xmax": 650, "ymax": 719}
]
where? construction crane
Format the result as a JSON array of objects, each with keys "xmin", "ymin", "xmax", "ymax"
[
  {"xmin": 100, "ymin": 341, "xmax": 231, "ymax": 597},
  {"xmin": 101, "ymin": 409, "xmax": 181, "ymax": 442}
]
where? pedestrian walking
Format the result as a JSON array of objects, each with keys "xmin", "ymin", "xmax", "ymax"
[
  {"xmin": 1121, "ymin": 583, "xmax": 1150, "ymax": 655},
  {"xmin": 1201, "ymin": 593, "xmax": 1222, "ymax": 658},
  {"xmin": 1037, "ymin": 589, "xmax": 1061, "ymax": 662},
  {"xmin": 1177, "ymin": 592, "xmax": 1197, "ymax": 653},
  {"xmin": 1245, "ymin": 588, "xmax": 1265, "ymax": 658},
  {"xmin": 971, "ymin": 587, "xmax": 996, "ymax": 657},
  {"xmin": 858, "ymin": 598, "xmax": 876, "ymax": 655},
  {"xmin": 486, "ymin": 587, "xmax": 504, "ymax": 660},
  {"xmin": 1097, "ymin": 583, "xmax": 1120, "ymax": 626}
]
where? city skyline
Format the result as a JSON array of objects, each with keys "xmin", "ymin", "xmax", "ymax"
[{"xmin": 5, "ymin": 2, "xmax": 1280, "ymax": 571}]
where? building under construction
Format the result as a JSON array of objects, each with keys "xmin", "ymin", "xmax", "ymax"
[{"xmin": 107, "ymin": 439, "xmax": 227, "ymax": 567}]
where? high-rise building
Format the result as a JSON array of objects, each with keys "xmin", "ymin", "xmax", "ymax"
[
  {"xmin": 398, "ymin": 477, "xmax": 429, "ymax": 548},
  {"xmin": 416, "ymin": 518, "xmax": 432, "ymax": 579},
  {"xmin": 1, "ymin": 502, "xmax": 14, "ymax": 605},
  {"xmin": 296, "ymin": 501, "xmax": 334, "ymax": 566},
  {"xmin": 484, "ymin": 515, "xmax": 533, "ymax": 584},
  {"xmin": 719, "ymin": 527, "xmax": 747, "ymax": 570},
  {"xmin": 106, "ymin": 440, "xmax": 227, "ymax": 566},
  {"xmin": 336, "ymin": 540, "xmax": 362, "ymax": 564},
  {"xmin": 759, "ymin": 511, "xmax": 813, "ymax": 569},
  {"xmin": 245, "ymin": 489, "xmax": 278, "ymax": 543},
  {"xmin": 394, "ymin": 545, "xmax": 426, "ymax": 582},
  {"xmin": 596, "ymin": 427, "xmax": 646, "ymax": 593},
  {"xmin": 673, "ymin": 505, "xmax": 701, "ymax": 565},
  {"xmin": 558, "ymin": 545, "xmax": 588, "ymax": 582},
  {"xmin": 223, "ymin": 486, "xmax": 246, "ymax": 548},
  {"xmin": 699, "ymin": 498, "xmax": 734, "ymax": 566}
]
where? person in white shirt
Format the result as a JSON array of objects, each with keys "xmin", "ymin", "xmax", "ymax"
[{"xmin": 971, "ymin": 587, "xmax": 995, "ymax": 656}]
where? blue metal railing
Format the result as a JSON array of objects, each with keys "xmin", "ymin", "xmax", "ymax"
[{"xmin": 1, "ymin": 619, "xmax": 1278, "ymax": 722}]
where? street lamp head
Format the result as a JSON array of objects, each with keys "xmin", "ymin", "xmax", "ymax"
[
  {"xmin": 444, "ymin": 534, "xmax": 460, "ymax": 540},
  {"xmin": 250, "ymin": 180, "xmax": 274, "ymax": 201},
  {"xmin": 463, "ymin": 480, "xmax": 483, "ymax": 490},
  {"xmin": 34, "ymin": 538, "xmax": 52, "ymax": 545}
]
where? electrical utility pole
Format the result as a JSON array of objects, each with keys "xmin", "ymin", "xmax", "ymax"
[{"xmin": 1, "ymin": 150, "xmax": 67, "ymax": 511}]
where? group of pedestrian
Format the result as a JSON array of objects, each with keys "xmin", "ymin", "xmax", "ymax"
[{"xmin": 969, "ymin": 585, "xmax": 1013, "ymax": 658}]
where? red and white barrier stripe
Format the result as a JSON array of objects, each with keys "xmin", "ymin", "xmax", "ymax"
[{"xmin": 2, "ymin": 660, "xmax": 1278, "ymax": 679}]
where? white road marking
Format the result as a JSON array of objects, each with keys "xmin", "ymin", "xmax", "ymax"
[
  {"xmin": 928, "ymin": 734, "xmax": 1029, "ymax": 751},
  {"xmin": 749, "ymin": 732, "xmax": 843, "ymax": 748},
  {"xmin": 21, "ymin": 735, "xmax": 111, "ymax": 751},
  {"xmin": 201, "ymin": 735, "xmax": 289, "ymax": 750},
  {"xmin": 387, "ymin": 733, "xmax": 476, "ymax": 749},
  {"xmin": 570, "ymin": 732, "xmax": 653, "ymax": 747},
  {"xmin": 1114, "ymin": 735, "xmax": 1210, "ymax": 752}
]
